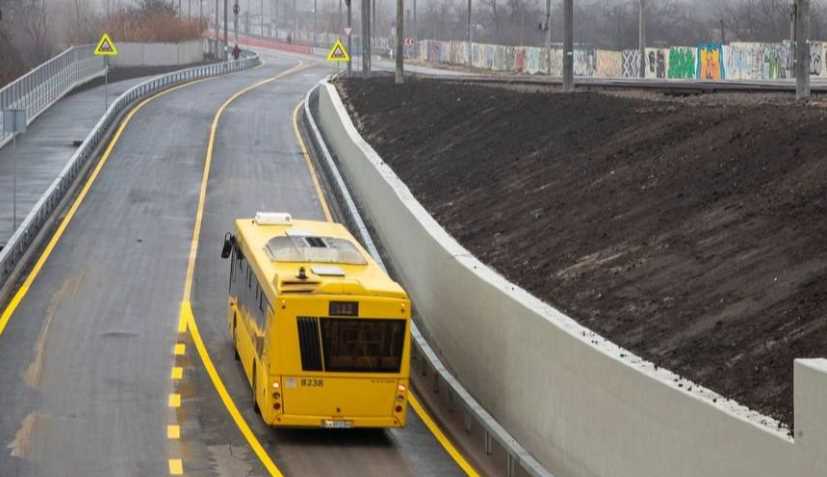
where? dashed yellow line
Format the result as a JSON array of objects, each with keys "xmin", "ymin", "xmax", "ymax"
[
  {"xmin": 183, "ymin": 303, "xmax": 285, "ymax": 477},
  {"xmin": 0, "ymin": 79, "xmax": 210, "ymax": 338},
  {"xmin": 168, "ymin": 458, "xmax": 183, "ymax": 475},
  {"xmin": 291, "ymin": 102, "xmax": 333, "ymax": 222},
  {"xmin": 171, "ymin": 367, "xmax": 183, "ymax": 380},
  {"xmin": 177, "ymin": 62, "xmax": 310, "ymax": 477},
  {"xmin": 174, "ymin": 343, "xmax": 186, "ymax": 356},
  {"xmin": 168, "ymin": 393, "xmax": 181, "ymax": 408},
  {"xmin": 167, "ymin": 425, "xmax": 181, "ymax": 439}
]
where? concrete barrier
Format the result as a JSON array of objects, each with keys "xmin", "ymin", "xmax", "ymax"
[
  {"xmin": 111, "ymin": 40, "xmax": 204, "ymax": 67},
  {"xmin": 315, "ymin": 80, "xmax": 827, "ymax": 477}
]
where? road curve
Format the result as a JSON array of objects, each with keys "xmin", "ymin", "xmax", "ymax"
[{"xmin": 0, "ymin": 51, "xmax": 466, "ymax": 477}]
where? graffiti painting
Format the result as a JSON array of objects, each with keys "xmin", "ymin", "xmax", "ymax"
[
  {"xmin": 698, "ymin": 44, "xmax": 723, "ymax": 80},
  {"xmin": 668, "ymin": 47, "xmax": 697, "ymax": 79}
]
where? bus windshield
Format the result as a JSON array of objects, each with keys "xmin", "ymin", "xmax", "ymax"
[{"xmin": 318, "ymin": 318, "xmax": 406, "ymax": 373}]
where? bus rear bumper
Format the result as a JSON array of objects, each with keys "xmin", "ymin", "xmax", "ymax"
[{"xmin": 269, "ymin": 414, "xmax": 406, "ymax": 429}]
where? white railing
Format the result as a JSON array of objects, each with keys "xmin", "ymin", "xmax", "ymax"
[
  {"xmin": 0, "ymin": 48, "xmax": 259, "ymax": 292},
  {"xmin": 0, "ymin": 46, "xmax": 105, "ymax": 148}
]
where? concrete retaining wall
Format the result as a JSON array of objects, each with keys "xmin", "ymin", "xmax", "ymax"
[
  {"xmin": 315, "ymin": 80, "xmax": 827, "ymax": 477},
  {"xmin": 111, "ymin": 40, "xmax": 204, "ymax": 67}
]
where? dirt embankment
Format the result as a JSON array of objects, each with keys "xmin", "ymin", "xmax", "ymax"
[{"xmin": 337, "ymin": 77, "xmax": 827, "ymax": 428}]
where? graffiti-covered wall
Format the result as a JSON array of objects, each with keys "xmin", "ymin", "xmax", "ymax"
[{"xmin": 299, "ymin": 30, "xmax": 827, "ymax": 82}]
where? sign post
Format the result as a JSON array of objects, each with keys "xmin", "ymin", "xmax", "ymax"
[
  {"xmin": 3, "ymin": 109, "xmax": 26, "ymax": 232},
  {"xmin": 94, "ymin": 33, "xmax": 119, "ymax": 111},
  {"xmin": 345, "ymin": 26, "xmax": 353, "ymax": 75}
]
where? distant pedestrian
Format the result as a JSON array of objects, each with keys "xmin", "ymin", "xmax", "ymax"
[{"xmin": 232, "ymin": 44, "xmax": 241, "ymax": 60}]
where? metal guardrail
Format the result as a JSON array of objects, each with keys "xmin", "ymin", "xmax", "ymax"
[
  {"xmin": 0, "ymin": 50, "xmax": 260, "ymax": 292},
  {"xmin": 303, "ymin": 84, "xmax": 554, "ymax": 477},
  {"xmin": 0, "ymin": 45, "xmax": 105, "ymax": 149}
]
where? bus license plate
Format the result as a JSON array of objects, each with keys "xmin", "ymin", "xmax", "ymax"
[{"xmin": 323, "ymin": 420, "xmax": 352, "ymax": 429}]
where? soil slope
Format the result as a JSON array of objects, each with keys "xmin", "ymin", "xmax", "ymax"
[{"xmin": 337, "ymin": 77, "xmax": 827, "ymax": 428}]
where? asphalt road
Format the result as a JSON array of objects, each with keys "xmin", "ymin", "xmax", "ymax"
[{"xmin": 0, "ymin": 52, "xmax": 465, "ymax": 476}]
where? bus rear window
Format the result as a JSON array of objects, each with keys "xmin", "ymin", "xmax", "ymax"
[{"xmin": 320, "ymin": 318, "xmax": 406, "ymax": 373}]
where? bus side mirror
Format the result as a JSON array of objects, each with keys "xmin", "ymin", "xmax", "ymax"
[{"xmin": 221, "ymin": 233, "xmax": 235, "ymax": 259}]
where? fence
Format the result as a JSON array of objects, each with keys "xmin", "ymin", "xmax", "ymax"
[
  {"xmin": 0, "ymin": 46, "xmax": 105, "ymax": 149},
  {"xmin": 236, "ymin": 19, "xmax": 827, "ymax": 82},
  {"xmin": 0, "ymin": 47, "xmax": 259, "ymax": 295}
]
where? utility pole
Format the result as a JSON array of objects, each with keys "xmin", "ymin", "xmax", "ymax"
[
  {"xmin": 396, "ymin": 0, "xmax": 403, "ymax": 83},
  {"xmin": 347, "ymin": 0, "xmax": 353, "ymax": 75},
  {"xmin": 413, "ymin": 0, "xmax": 417, "ymax": 40},
  {"xmin": 545, "ymin": 0, "xmax": 551, "ymax": 72},
  {"xmin": 314, "ymin": 0, "xmax": 317, "ymax": 46},
  {"xmin": 362, "ymin": 0, "xmax": 372, "ymax": 74},
  {"xmin": 467, "ymin": 0, "xmax": 472, "ymax": 65},
  {"xmin": 215, "ymin": 0, "xmax": 220, "ymax": 47},
  {"xmin": 720, "ymin": 18, "xmax": 725, "ymax": 44},
  {"xmin": 794, "ymin": 0, "xmax": 811, "ymax": 98},
  {"xmin": 562, "ymin": 0, "xmax": 573, "ymax": 91},
  {"xmin": 261, "ymin": 0, "xmax": 264, "ymax": 37},
  {"xmin": 638, "ymin": 0, "xmax": 645, "ymax": 79},
  {"xmin": 233, "ymin": 0, "xmax": 239, "ymax": 42},
  {"xmin": 224, "ymin": 0, "xmax": 229, "ymax": 58}
]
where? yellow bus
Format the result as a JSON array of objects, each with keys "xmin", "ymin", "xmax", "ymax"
[{"xmin": 220, "ymin": 212, "xmax": 411, "ymax": 428}]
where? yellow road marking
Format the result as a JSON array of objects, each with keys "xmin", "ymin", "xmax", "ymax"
[
  {"xmin": 168, "ymin": 458, "xmax": 183, "ymax": 475},
  {"xmin": 167, "ymin": 425, "xmax": 181, "ymax": 439},
  {"xmin": 290, "ymin": 83, "xmax": 478, "ymax": 476},
  {"xmin": 291, "ymin": 102, "xmax": 333, "ymax": 222},
  {"xmin": 178, "ymin": 62, "xmax": 310, "ymax": 477},
  {"xmin": 181, "ymin": 62, "xmax": 310, "ymax": 302},
  {"xmin": 0, "ymin": 79, "xmax": 209, "ymax": 338},
  {"xmin": 171, "ymin": 367, "xmax": 183, "ymax": 380},
  {"xmin": 168, "ymin": 393, "xmax": 181, "ymax": 408},
  {"xmin": 174, "ymin": 343, "xmax": 186, "ymax": 356},
  {"xmin": 183, "ymin": 303, "xmax": 285, "ymax": 477},
  {"xmin": 408, "ymin": 393, "xmax": 480, "ymax": 476}
]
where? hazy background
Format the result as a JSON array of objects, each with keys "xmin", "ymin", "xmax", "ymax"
[{"xmin": 2, "ymin": 0, "xmax": 826, "ymax": 84}]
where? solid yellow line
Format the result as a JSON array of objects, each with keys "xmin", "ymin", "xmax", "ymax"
[
  {"xmin": 294, "ymin": 92, "xmax": 478, "ymax": 474},
  {"xmin": 408, "ymin": 393, "xmax": 480, "ymax": 477},
  {"xmin": 178, "ymin": 62, "xmax": 310, "ymax": 477},
  {"xmin": 0, "ymin": 79, "xmax": 209, "ymax": 338},
  {"xmin": 183, "ymin": 302, "xmax": 285, "ymax": 477},
  {"xmin": 181, "ymin": 62, "xmax": 309, "ymax": 302},
  {"xmin": 291, "ymin": 101, "xmax": 333, "ymax": 222}
]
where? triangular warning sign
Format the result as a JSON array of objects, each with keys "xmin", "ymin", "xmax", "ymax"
[
  {"xmin": 327, "ymin": 39, "xmax": 350, "ymax": 63},
  {"xmin": 94, "ymin": 33, "xmax": 119, "ymax": 57}
]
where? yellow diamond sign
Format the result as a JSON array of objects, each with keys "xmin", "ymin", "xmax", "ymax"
[
  {"xmin": 94, "ymin": 33, "xmax": 119, "ymax": 57},
  {"xmin": 327, "ymin": 39, "xmax": 350, "ymax": 63}
]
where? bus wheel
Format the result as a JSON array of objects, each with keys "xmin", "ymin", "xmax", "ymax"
[
  {"xmin": 232, "ymin": 315, "xmax": 240, "ymax": 361},
  {"xmin": 252, "ymin": 362, "xmax": 261, "ymax": 415}
]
